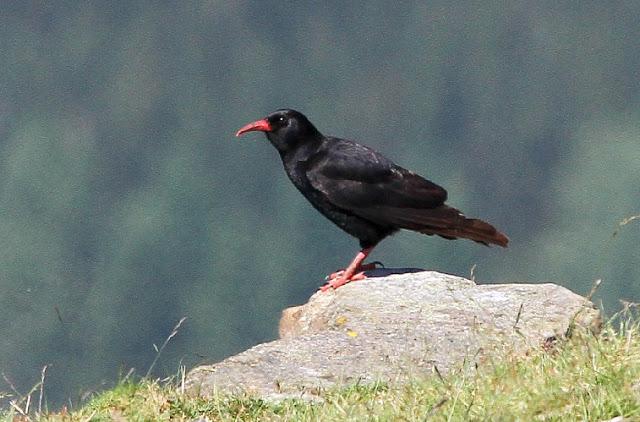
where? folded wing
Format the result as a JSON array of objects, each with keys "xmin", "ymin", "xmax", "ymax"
[{"xmin": 307, "ymin": 139, "xmax": 508, "ymax": 247}]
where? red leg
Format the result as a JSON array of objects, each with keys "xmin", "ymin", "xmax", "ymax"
[
  {"xmin": 320, "ymin": 247, "xmax": 373, "ymax": 292},
  {"xmin": 326, "ymin": 262, "xmax": 380, "ymax": 280}
]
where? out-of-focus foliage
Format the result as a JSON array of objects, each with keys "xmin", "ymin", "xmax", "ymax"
[{"xmin": 0, "ymin": 1, "xmax": 637, "ymax": 407}]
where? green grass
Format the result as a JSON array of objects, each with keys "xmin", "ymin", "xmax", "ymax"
[{"xmin": 4, "ymin": 315, "xmax": 640, "ymax": 421}]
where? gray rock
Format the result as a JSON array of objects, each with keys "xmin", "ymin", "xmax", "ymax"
[{"xmin": 184, "ymin": 271, "xmax": 600, "ymax": 400}]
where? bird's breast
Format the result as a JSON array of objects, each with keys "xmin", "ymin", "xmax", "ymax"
[{"xmin": 283, "ymin": 158, "xmax": 307, "ymax": 186}]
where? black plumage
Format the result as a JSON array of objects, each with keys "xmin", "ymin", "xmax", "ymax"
[{"xmin": 236, "ymin": 109, "xmax": 508, "ymax": 290}]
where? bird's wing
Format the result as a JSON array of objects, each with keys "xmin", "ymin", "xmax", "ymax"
[
  {"xmin": 306, "ymin": 139, "xmax": 508, "ymax": 247},
  {"xmin": 306, "ymin": 139, "xmax": 447, "ymax": 212}
]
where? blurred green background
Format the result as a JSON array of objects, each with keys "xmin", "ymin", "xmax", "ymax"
[{"xmin": 0, "ymin": 0, "xmax": 638, "ymax": 408}]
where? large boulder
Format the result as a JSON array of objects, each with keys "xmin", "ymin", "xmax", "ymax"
[{"xmin": 185, "ymin": 271, "xmax": 600, "ymax": 400}]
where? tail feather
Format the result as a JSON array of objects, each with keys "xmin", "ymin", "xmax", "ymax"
[
  {"xmin": 415, "ymin": 206, "xmax": 508, "ymax": 247},
  {"xmin": 360, "ymin": 205, "xmax": 509, "ymax": 247}
]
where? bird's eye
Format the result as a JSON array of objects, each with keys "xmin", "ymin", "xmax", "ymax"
[{"xmin": 278, "ymin": 116, "xmax": 286, "ymax": 123}]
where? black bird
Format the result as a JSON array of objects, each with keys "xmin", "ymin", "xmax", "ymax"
[{"xmin": 236, "ymin": 109, "xmax": 508, "ymax": 291}]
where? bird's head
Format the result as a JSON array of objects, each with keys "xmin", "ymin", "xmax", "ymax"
[{"xmin": 236, "ymin": 109, "xmax": 321, "ymax": 153}]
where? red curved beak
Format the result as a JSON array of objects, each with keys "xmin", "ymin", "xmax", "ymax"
[{"xmin": 235, "ymin": 119, "xmax": 272, "ymax": 137}]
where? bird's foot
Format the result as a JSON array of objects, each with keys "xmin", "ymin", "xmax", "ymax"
[
  {"xmin": 324, "ymin": 261, "xmax": 384, "ymax": 280},
  {"xmin": 320, "ymin": 271, "xmax": 367, "ymax": 292}
]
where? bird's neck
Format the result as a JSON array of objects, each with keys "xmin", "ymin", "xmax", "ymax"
[{"xmin": 276, "ymin": 133, "xmax": 324, "ymax": 161}]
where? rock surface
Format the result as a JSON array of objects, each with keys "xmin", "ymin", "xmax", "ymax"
[{"xmin": 185, "ymin": 271, "xmax": 600, "ymax": 400}]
